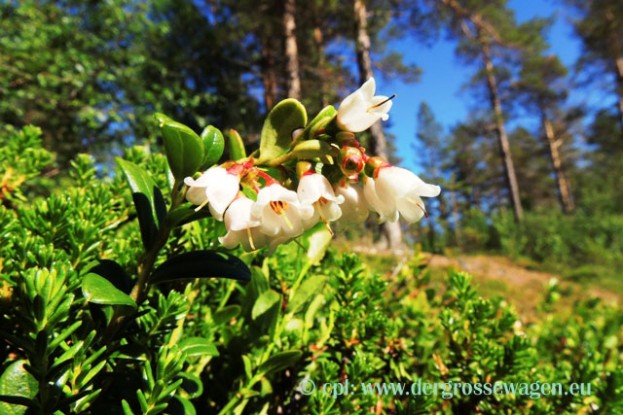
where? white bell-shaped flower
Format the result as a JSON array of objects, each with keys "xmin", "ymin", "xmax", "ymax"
[
  {"xmin": 363, "ymin": 176, "xmax": 399, "ymax": 223},
  {"xmin": 297, "ymin": 173, "xmax": 344, "ymax": 226},
  {"xmin": 252, "ymin": 184, "xmax": 314, "ymax": 239},
  {"xmin": 336, "ymin": 78, "xmax": 393, "ymax": 133},
  {"xmin": 375, "ymin": 166, "xmax": 441, "ymax": 223},
  {"xmin": 219, "ymin": 196, "xmax": 268, "ymax": 251},
  {"xmin": 184, "ymin": 166, "xmax": 240, "ymax": 221},
  {"xmin": 334, "ymin": 180, "xmax": 369, "ymax": 224}
]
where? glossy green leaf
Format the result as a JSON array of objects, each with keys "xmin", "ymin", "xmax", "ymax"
[
  {"xmin": 252, "ymin": 290, "xmax": 280, "ymax": 320},
  {"xmin": 150, "ymin": 250, "xmax": 251, "ymax": 284},
  {"xmin": 258, "ymin": 351, "xmax": 302, "ymax": 376},
  {"xmin": 227, "ymin": 129, "xmax": 247, "ymax": 161},
  {"xmin": 300, "ymin": 105, "xmax": 337, "ymax": 141},
  {"xmin": 82, "ymin": 273, "xmax": 137, "ymax": 308},
  {"xmin": 179, "ymin": 337, "xmax": 219, "ymax": 357},
  {"xmin": 155, "ymin": 113, "xmax": 204, "ymax": 179},
  {"xmin": 0, "ymin": 360, "xmax": 37, "ymax": 415},
  {"xmin": 305, "ymin": 224, "xmax": 333, "ymax": 265},
  {"xmin": 288, "ymin": 277, "xmax": 327, "ymax": 314},
  {"xmin": 199, "ymin": 125, "xmax": 225, "ymax": 169},
  {"xmin": 87, "ymin": 259, "xmax": 133, "ymax": 295},
  {"xmin": 258, "ymin": 99, "xmax": 307, "ymax": 162},
  {"xmin": 291, "ymin": 139, "xmax": 334, "ymax": 161},
  {"xmin": 116, "ymin": 158, "xmax": 166, "ymax": 249}
]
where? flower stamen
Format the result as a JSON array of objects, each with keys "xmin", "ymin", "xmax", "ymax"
[
  {"xmin": 194, "ymin": 198, "xmax": 210, "ymax": 212},
  {"xmin": 270, "ymin": 200, "xmax": 294, "ymax": 229},
  {"xmin": 367, "ymin": 94, "xmax": 396, "ymax": 111},
  {"xmin": 246, "ymin": 227, "xmax": 257, "ymax": 251},
  {"xmin": 269, "ymin": 200, "xmax": 289, "ymax": 214}
]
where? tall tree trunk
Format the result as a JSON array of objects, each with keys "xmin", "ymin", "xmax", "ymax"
[
  {"xmin": 615, "ymin": 56, "xmax": 623, "ymax": 135},
  {"xmin": 353, "ymin": 0, "xmax": 403, "ymax": 249},
  {"xmin": 313, "ymin": 24, "xmax": 329, "ymax": 107},
  {"xmin": 283, "ymin": 0, "xmax": 301, "ymax": 99},
  {"xmin": 480, "ymin": 35, "xmax": 523, "ymax": 222},
  {"xmin": 450, "ymin": 186, "xmax": 462, "ymax": 249},
  {"xmin": 604, "ymin": 7, "xmax": 623, "ymax": 137},
  {"xmin": 260, "ymin": 37, "xmax": 277, "ymax": 110},
  {"xmin": 542, "ymin": 115, "xmax": 575, "ymax": 214}
]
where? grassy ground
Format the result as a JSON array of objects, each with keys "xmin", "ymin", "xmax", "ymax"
[{"xmin": 335, "ymin": 241, "xmax": 622, "ymax": 321}]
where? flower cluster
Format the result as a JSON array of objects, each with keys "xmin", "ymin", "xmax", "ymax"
[{"xmin": 183, "ymin": 78, "xmax": 440, "ymax": 251}]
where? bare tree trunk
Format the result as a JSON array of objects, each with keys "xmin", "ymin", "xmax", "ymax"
[
  {"xmin": 542, "ymin": 116, "xmax": 575, "ymax": 214},
  {"xmin": 615, "ymin": 56, "xmax": 623, "ymax": 135},
  {"xmin": 480, "ymin": 35, "xmax": 523, "ymax": 222},
  {"xmin": 603, "ymin": 7, "xmax": 623, "ymax": 137},
  {"xmin": 313, "ymin": 24, "xmax": 329, "ymax": 107},
  {"xmin": 450, "ymin": 186, "xmax": 462, "ymax": 249},
  {"xmin": 283, "ymin": 0, "xmax": 301, "ymax": 99},
  {"xmin": 260, "ymin": 38, "xmax": 277, "ymax": 110},
  {"xmin": 353, "ymin": 0, "xmax": 403, "ymax": 249}
]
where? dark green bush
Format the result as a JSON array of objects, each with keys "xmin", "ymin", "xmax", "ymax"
[{"xmin": 1, "ymin": 127, "xmax": 621, "ymax": 414}]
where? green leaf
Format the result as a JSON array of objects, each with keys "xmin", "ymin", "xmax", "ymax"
[
  {"xmin": 82, "ymin": 273, "xmax": 137, "ymax": 308},
  {"xmin": 86, "ymin": 259, "xmax": 133, "ymax": 295},
  {"xmin": 258, "ymin": 351, "xmax": 302, "ymax": 376},
  {"xmin": 227, "ymin": 129, "xmax": 247, "ymax": 161},
  {"xmin": 178, "ymin": 373, "xmax": 204, "ymax": 399},
  {"xmin": 300, "ymin": 105, "xmax": 337, "ymax": 141},
  {"xmin": 0, "ymin": 360, "xmax": 37, "ymax": 415},
  {"xmin": 150, "ymin": 250, "xmax": 251, "ymax": 284},
  {"xmin": 155, "ymin": 113, "xmax": 204, "ymax": 179},
  {"xmin": 179, "ymin": 337, "xmax": 219, "ymax": 357},
  {"xmin": 305, "ymin": 224, "xmax": 333, "ymax": 265},
  {"xmin": 258, "ymin": 99, "xmax": 307, "ymax": 162},
  {"xmin": 199, "ymin": 125, "xmax": 225, "ymax": 170},
  {"xmin": 116, "ymin": 158, "xmax": 166, "ymax": 249},
  {"xmin": 252, "ymin": 290, "xmax": 280, "ymax": 320},
  {"xmin": 291, "ymin": 140, "xmax": 334, "ymax": 161},
  {"xmin": 288, "ymin": 277, "xmax": 326, "ymax": 314}
]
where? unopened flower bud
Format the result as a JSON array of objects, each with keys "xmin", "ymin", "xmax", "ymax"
[
  {"xmin": 296, "ymin": 161, "xmax": 313, "ymax": 178},
  {"xmin": 340, "ymin": 146, "xmax": 365, "ymax": 177},
  {"xmin": 364, "ymin": 156, "xmax": 389, "ymax": 177},
  {"xmin": 336, "ymin": 131, "xmax": 356, "ymax": 142}
]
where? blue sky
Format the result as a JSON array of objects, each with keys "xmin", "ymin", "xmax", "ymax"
[{"xmin": 377, "ymin": 0, "xmax": 584, "ymax": 173}]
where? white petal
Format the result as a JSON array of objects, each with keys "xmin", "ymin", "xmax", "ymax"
[
  {"xmin": 319, "ymin": 201, "xmax": 342, "ymax": 222},
  {"xmin": 363, "ymin": 177, "xmax": 396, "ymax": 222},
  {"xmin": 335, "ymin": 183, "xmax": 369, "ymax": 224},
  {"xmin": 368, "ymin": 95, "xmax": 393, "ymax": 116},
  {"xmin": 258, "ymin": 207, "xmax": 284, "ymax": 237},
  {"xmin": 396, "ymin": 195, "xmax": 426, "ymax": 223},
  {"xmin": 336, "ymin": 78, "xmax": 392, "ymax": 133},
  {"xmin": 206, "ymin": 172, "xmax": 240, "ymax": 220},
  {"xmin": 298, "ymin": 174, "xmax": 342, "ymax": 204},
  {"xmin": 224, "ymin": 197, "xmax": 260, "ymax": 231},
  {"xmin": 297, "ymin": 175, "xmax": 324, "ymax": 204},
  {"xmin": 360, "ymin": 78, "xmax": 376, "ymax": 99},
  {"xmin": 185, "ymin": 186, "xmax": 208, "ymax": 205}
]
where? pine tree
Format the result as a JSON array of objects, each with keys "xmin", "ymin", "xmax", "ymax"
[
  {"xmin": 566, "ymin": 0, "xmax": 623, "ymax": 136},
  {"xmin": 432, "ymin": 0, "xmax": 525, "ymax": 221},
  {"xmin": 415, "ymin": 103, "xmax": 448, "ymax": 250},
  {"xmin": 283, "ymin": 0, "xmax": 301, "ymax": 99},
  {"xmin": 513, "ymin": 21, "xmax": 577, "ymax": 214}
]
